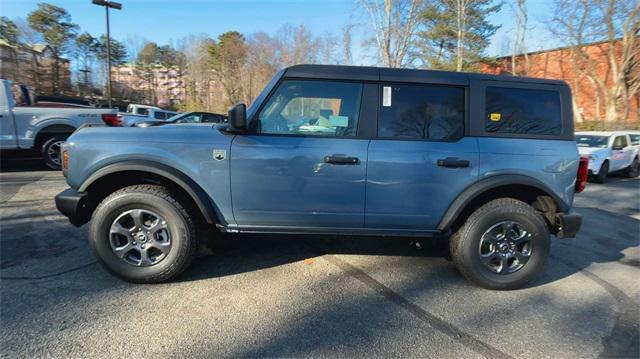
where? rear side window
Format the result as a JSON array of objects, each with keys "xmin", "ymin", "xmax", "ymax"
[
  {"xmin": 378, "ymin": 84, "xmax": 464, "ymax": 140},
  {"xmin": 485, "ymin": 86, "xmax": 561, "ymax": 135},
  {"xmin": 629, "ymin": 134, "xmax": 640, "ymax": 146}
]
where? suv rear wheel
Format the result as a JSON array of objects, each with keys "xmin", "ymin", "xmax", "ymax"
[
  {"xmin": 450, "ymin": 198, "xmax": 550, "ymax": 290},
  {"xmin": 89, "ymin": 185, "xmax": 198, "ymax": 283}
]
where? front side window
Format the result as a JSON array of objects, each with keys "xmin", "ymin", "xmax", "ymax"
[
  {"xmin": 378, "ymin": 84, "xmax": 464, "ymax": 140},
  {"xmin": 613, "ymin": 136, "xmax": 628, "ymax": 148},
  {"xmin": 258, "ymin": 80, "xmax": 362, "ymax": 137},
  {"xmin": 486, "ymin": 86, "xmax": 561, "ymax": 135}
]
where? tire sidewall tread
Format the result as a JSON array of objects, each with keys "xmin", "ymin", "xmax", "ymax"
[
  {"xmin": 450, "ymin": 198, "xmax": 550, "ymax": 290},
  {"xmin": 89, "ymin": 184, "xmax": 197, "ymax": 283}
]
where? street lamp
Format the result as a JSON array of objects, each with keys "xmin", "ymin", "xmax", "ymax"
[{"xmin": 91, "ymin": 0, "xmax": 122, "ymax": 109}]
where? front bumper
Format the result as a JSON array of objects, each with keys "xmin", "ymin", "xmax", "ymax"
[
  {"xmin": 555, "ymin": 212, "xmax": 582, "ymax": 239},
  {"xmin": 55, "ymin": 188, "xmax": 90, "ymax": 226}
]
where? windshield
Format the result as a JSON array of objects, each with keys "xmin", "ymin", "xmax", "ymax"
[{"xmin": 575, "ymin": 135, "xmax": 609, "ymax": 148}]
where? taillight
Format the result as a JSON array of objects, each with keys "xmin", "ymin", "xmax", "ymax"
[
  {"xmin": 102, "ymin": 113, "xmax": 122, "ymax": 126},
  {"xmin": 575, "ymin": 156, "xmax": 589, "ymax": 193}
]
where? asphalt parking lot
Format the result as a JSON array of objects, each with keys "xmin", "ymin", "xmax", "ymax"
[{"xmin": 1, "ymin": 159, "xmax": 639, "ymax": 358}]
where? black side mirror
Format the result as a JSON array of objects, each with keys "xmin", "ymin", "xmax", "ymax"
[{"xmin": 228, "ymin": 103, "xmax": 247, "ymax": 131}]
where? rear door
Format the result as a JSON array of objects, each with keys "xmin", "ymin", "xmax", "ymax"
[
  {"xmin": 366, "ymin": 83, "xmax": 478, "ymax": 230},
  {"xmin": 230, "ymin": 79, "xmax": 370, "ymax": 229}
]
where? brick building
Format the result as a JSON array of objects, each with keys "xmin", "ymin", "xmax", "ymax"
[
  {"xmin": 0, "ymin": 39, "xmax": 72, "ymax": 95},
  {"xmin": 478, "ymin": 40, "xmax": 639, "ymax": 123},
  {"xmin": 111, "ymin": 63, "xmax": 185, "ymax": 107}
]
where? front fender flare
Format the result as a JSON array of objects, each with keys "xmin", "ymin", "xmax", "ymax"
[
  {"xmin": 78, "ymin": 160, "xmax": 221, "ymax": 225},
  {"xmin": 437, "ymin": 174, "xmax": 569, "ymax": 231}
]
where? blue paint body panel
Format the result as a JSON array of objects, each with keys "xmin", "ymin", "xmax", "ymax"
[
  {"xmin": 366, "ymin": 137, "xmax": 479, "ymax": 229},
  {"xmin": 65, "ymin": 124, "xmax": 236, "ymax": 224},
  {"xmin": 230, "ymin": 135, "xmax": 369, "ymax": 227}
]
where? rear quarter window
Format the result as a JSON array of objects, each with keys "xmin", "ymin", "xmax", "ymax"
[{"xmin": 485, "ymin": 86, "xmax": 561, "ymax": 136}]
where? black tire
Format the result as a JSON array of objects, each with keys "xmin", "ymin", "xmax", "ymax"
[
  {"xmin": 592, "ymin": 160, "xmax": 608, "ymax": 184},
  {"xmin": 449, "ymin": 198, "xmax": 550, "ymax": 290},
  {"xmin": 89, "ymin": 185, "xmax": 198, "ymax": 283},
  {"xmin": 41, "ymin": 135, "xmax": 68, "ymax": 170},
  {"xmin": 626, "ymin": 157, "xmax": 639, "ymax": 178}
]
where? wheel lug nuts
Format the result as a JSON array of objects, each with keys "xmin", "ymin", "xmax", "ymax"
[
  {"xmin": 141, "ymin": 244, "xmax": 145, "ymax": 249},
  {"xmin": 132, "ymin": 241, "xmax": 137, "ymax": 245}
]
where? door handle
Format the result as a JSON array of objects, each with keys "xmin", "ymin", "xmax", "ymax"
[
  {"xmin": 437, "ymin": 157, "xmax": 470, "ymax": 168},
  {"xmin": 324, "ymin": 155, "xmax": 359, "ymax": 165}
]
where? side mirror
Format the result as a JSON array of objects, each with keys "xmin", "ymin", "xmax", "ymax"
[{"xmin": 228, "ymin": 103, "xmax": 247, "ymax": 131}]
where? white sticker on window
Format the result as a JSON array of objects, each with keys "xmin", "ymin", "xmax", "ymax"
[{"xmin": 382, "ymin": 86, "xmax": 392, "ymax": 107}]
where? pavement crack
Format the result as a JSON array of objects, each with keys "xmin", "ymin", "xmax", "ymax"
[{"xmin": 318, "ymin": 253, "xmax": 514, "ymax": 359}]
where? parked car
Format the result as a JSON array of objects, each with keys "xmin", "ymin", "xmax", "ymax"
[
  {"xmin": 117, "ymin": 104, "xmax": 179, "ymax": 127},
  {"xmin": 0, "ymin": 79, "xmax": 118, "ymax": 169},
  {"xmin": 55, "ymin": 65, "xmax": 586, "ymax": 289},
  {"xmin": 575, "ymin": 131, "xmax": 640, "ymax": 183},
  {"xmin": 135, "ymin": 111, "xmax": 227, "ymax": 128}
]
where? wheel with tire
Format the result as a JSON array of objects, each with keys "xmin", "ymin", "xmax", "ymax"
[
  {"xmin": 626, "ymin": 157, "xmax": 639, "ymax": 178},
  {"xmin": 592, "ymin": 160, "xmax": 608, "ymax": 184},
  {"xmin": 449, "ymin": 198, "xmax": 550, "ymax": 290},
  {"xmin": 41, "ymin": 135, "xmax": 68, "ymax": 170},
  {"xmin": 89, "ymin": 185, "xmax": 198, "ymax": 283}
]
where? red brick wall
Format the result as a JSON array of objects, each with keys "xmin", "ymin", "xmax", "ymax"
[{"xmin": 479, "ymin": 41, "xmax": 639, "ymax": 122}]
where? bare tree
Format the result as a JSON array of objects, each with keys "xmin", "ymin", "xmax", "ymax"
[
  {"xmin": 550, "ymin": 0, "xmax": 640, "ymax": 122},
  {"xmin": 511, "ymin": 0, "xmax": 530, "ymax": 75},
  {"xmin": 358, "ymin": 0, "xmax": 421, "ymax": 67},
  {"xmin": 342, "ymin": 24, "xmax": 355, "ymax": 65},
  {"xmin": 274, "ymin": 24, "xmax": 321, "ymax": 66}
]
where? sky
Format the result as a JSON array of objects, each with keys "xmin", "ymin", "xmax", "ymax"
[{"xmin": 0, "ymin": 0, "xmax": 560, "ymax": 65}]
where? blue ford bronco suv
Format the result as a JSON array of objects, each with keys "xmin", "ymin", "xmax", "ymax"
[{"xmin": 55, "ymin": 65, "xmax": 586, "ymax": 289}]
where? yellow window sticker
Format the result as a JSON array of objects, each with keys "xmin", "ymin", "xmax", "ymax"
[{"xmin": 489, "ymin": 113, "xmax": 501, "ymax": 122}]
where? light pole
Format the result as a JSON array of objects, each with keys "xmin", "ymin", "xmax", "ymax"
[{"xmin": 91, "ymin": 0, "xmax": 122, "ymax": 108}]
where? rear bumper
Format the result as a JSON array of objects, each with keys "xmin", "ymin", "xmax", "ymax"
[
  {"xmin": 55, "ymin": 188, "xmax": 89, "ymax": 227},
  {"xmin": 555, "ymin": 212, "xmax": 582, "ymax": 239}
]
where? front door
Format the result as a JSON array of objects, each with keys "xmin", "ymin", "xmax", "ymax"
[
  {"xmin": 611, "ymin": 135, "xmax": 631, "ymax": 171},
  {"xmin": 366, "ymin": 83, "xmax": 478, "ymax": 230},
  {"xmin": 230, "ymin": 79, "xmax": 368, "ymax": 229}
]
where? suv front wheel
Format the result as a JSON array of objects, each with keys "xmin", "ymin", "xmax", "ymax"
[
  {"xmin": 89, "ymin": 185, "xmax": 198, "ymax": 283},
  {"xmin": 450, "ymin": 198, "xmax": 550, "ymax": 290}
]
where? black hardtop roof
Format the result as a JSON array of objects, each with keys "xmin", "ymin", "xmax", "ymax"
[{"xmin": 283, "ymin": 64, "xmax": 567, "ymax": 87}]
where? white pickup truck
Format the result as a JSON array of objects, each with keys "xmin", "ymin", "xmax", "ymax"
[
  {"xmin": 575, "ymin": 131, "xmax": 640, "ymax": 183},
  {"xmin": 117, "ymin": 104, "xmax": 178, "ymax": 127},
  {"xmin": 0, "ymin": 79, "xmax": 118, "ymax": 169}
]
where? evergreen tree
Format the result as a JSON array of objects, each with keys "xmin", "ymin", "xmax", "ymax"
[
  {"xmin": 418, "ymin": 0, "xmax": 501, "ymax": 71},
  {"xmin": 27, "ymin": 3, "xmax": 78, "ymax": 92}
]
